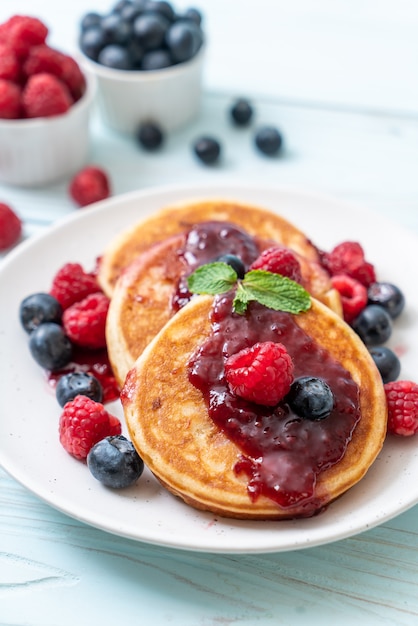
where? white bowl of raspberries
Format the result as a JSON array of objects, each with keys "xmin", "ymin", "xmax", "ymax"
[
  {"xmin": 0, "ymin": 14, "xmax": 95, "ymax": 187},
  {"xmin": 78, "ymin": 0, "xmax": 205, "ymax": 136}
]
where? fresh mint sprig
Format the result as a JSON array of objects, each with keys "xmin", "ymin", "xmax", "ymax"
[{"xmin": 187, "ymin": 262, "xmax": 311, "ymax": 315}]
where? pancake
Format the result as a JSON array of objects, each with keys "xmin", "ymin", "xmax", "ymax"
[
  {"xmin": 105, "ymin": 208, "xmax": 341, "ymax": 386},
  {"xmin": 122, "ymin": 294, "xmax": 387, "ymax": 520},
  {"xmin": 98, "ymin": 198, "xmax": 334, "ymax": 297}
]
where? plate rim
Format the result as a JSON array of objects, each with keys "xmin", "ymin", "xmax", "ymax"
[{"xmin": 1, "ymin": 181, "xmax": 418, "ymax": 554}]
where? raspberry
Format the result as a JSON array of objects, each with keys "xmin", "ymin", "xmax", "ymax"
[
  {"xmin": 22, "ymin": 73, "xmax": 73, "ymax": 118},
  {"xmin": 0, "ymin": 79, "xmax": 22, "ymax": 119},
  {"xmin": 23, "ymin": 45, "xmax": 86, "ymax": 101},
  {"xmin": 69, "ymin": 166, "xmax": 111, "ymax": 207},
  {"xmin": 324, "ymin": 241, "xmax": 376, "ymax": 287},
  {"xmin": 385, "ymin": 380, "xmax": 418, "ymax": 436},
  {"xmin": 59, "ymin": 395, "xmax": 121, "ymax": 460},
  {"xmin": 0, "ymin": 15, "xmax": 48, "ymax": 59},
  {"xmin": 249, "ymin": 246, "xmax": 302, "ymax": 283},
  {"xmin": 63, "ymin": 292, "xmax": 110, "ymax": 349},
  {"xmin": 331, "ymin": 274, "xmax": 368, "ymax": 324},
  {"xmin": 50, "ymin": 262, "xmax": 100, "ymax": 309},
  {"xmin": 0, "ymin": 44, "xmax": 20, "ymax": 82},
  {"xmin": 225, "ymin": 341, "xmax": 294, "ymax": 406},
  {"xmin": 0, "ymin": 202, "xmax": 22, "ymax": 250}
]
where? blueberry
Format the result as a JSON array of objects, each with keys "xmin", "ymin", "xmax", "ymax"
[
  {"xmin": 137, "ymin": 121, "xmax": 164, "ymax": 149},
  {"xmin": 254, "ymin": 126, "xmax": 283, "ymax": 156},
  {"xmin": 230, "ymin": 98, "xmax": 253, "ymax": 126},
  {"xmin": 165, "ymin": 20, "xmax": 203, "ymax": 63},
  {"xmin": 87, "ymin": 435, "xmax": 144, "ymax": 488},
  {"xmin": 79, "ymin": 27, "xmax": 108, "ymax": 61},
  {"xmin": 112, "ymin": 0, "xmax": 134, "ymax": 13},
  {"xmin": 182, "ymin": 8, "xmax": 202, "ymax": 26},
  {"xmin": 133, "ymin": 13, "xmax": 169, "ymax": 50},
  {"xmin": 215, "ymin": 254, "xmax": 246, "ymax": 279},
  {"xmin": 120, "ymin": 3, "xmax": 145, "ymax": 23},
  {"xmin": 352, "ymin": 304, "xmax": 392, "ymax": 346},
  {"xmin": 80, "ymin": 12, "xmax": 102, "ymax": 32},
  {"xmin": 101, "ymin": 13, "xmax": 133, "ymax": 45},
  {"xmin": 98, "ymin": 44, "xmax": 133, "ymax": 69},
  {"xmin": 144, "ymin": 0, "xmax": 176, "ymax": 22},
  {"xmin": 29, "ymin": 322, "xmax": 73, "ymax": 372},
  {"xmin": 141, "ymin": 49, "xmax": 172, "ymax": 70},
  {"xmin": 193, "ymin": 137, "xmax": 221, "ymax": 165},
  {"xmin": 367, "ymin": 282, "xmax": 405, "ymax": 319},
  {"xmin": 19, "ymin": 293, "xmax": 62, "ymax": 334},
  {"xmin": 369, "ymin": 346, "xmax": 401, "ymax": 384},
  {"xmin": 56, "ymin": 372, "xmax": 103, "ymax": 407},
  {"xmin": 286, "ymin": 376, "xmax": 334, "ymax": 420},
  {"xmin": 127, "ymin": 38, "xmax": 145, "ymax": 66}
]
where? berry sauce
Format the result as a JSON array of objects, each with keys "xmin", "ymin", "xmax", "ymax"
[
  {"xmin": 172, "ymin": 221, "xmax": 261, "ymax": 311},
  {"xmin": 188, "ymin": 292, "xmax": 361, "ymax": 514},
  {"xmin": 48, "ymin": 346, "xmax": 120, "ymax": 404}
]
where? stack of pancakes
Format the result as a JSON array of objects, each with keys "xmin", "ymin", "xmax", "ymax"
[{"xmin": 100, "ymin": 199, "xmax": 387, "ymax": 519}]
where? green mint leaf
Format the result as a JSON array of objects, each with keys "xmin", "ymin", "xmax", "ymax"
[
  {"xmin": 187, "ymin": 262, "xmax": 237, "ymax": 295},
  {"xmin": 239, "ymin": 270, "xmax": 311, "ymax": 314},
  {"xmin": 233, "ymin": 282, "xmax": 251, "ymax": 314}
]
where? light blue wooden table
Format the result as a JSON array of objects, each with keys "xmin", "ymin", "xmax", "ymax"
[{"xmin": 1, "ymin": 1, "xmax": 418, "ymax": 624}]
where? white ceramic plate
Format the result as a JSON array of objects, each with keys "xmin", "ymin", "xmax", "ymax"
[{"xmin": 1, "ymin": 183, "xmax": 418, "ymax": 554}]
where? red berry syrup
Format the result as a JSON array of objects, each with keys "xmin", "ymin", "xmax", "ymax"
[
  {"xmin": 48, "ymin": 346, "xmax": 120, "ymax": 404},
  {"xmin": 172, "ymin": 221, "xmax": 261, "ymax": 311},
  {"xmin": 188, "ymin": 292, "xmax": 361, "ymax": 515}
]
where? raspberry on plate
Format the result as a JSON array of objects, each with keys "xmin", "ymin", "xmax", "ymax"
[
  {"xmin": 50, "ymin": 262, "xmax": 100, "ymax": 310},
  {"xmin": 69, "ymin": 166, "xmax": 111, "ymax": 207},
  {"xmin": 0, "ymin": 78, "xmax": 22, "ymax": 119},
  {"xmin": 249, "ymin": 246, "xmax": 302, "ymax": 283},
  {"xmin": 331, "ymin": 274, "xmax": 368, "ymax": 324},
  {"xmin": 22, "ymin": 72, "xmax": 73, "ymax": 118},
  {"xmin": 225, "ymin": 341, "xmax": 294, "ymax": 406},
  {"xmin": 385, "ymin": 380, "xmax": 418, "ymax": 436},
  {"xmin": 0, "ymin": 202, "xmax": 22, "ymax": 250},
  {"xmin": 59, "ymin": 395, "xmax": 121, "ymax": 460},
  {"xmin": 63, "ymin": 292, "xmax": 110, "ymax": 349},
  {"xmin": 324, "ymin": 241, "xmax": 376, "ymax": 287}
]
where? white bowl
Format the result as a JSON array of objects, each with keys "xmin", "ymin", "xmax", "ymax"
[
  {"xmin": 79, "ymin": 47, "xmax": 204, "ymax": 135},
  {"xmin": 0, "ymin": 74, "xmax": 96, "ymax": 187}
]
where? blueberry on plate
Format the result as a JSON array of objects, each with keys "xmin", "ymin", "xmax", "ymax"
[
  {"xmin": 87, "ymin": 435, "xmax": 144, "ymax": 488},
  {"xmin": 29, "ymin": 322, "xmax": 73, "ymax": 371},
  {"xmin": 56, "ymin": 372, "xmax": 103, "ymax": 407},
  {"xmin": 351, "ymin": 304, "xmax": 392, "ymax": 346},
  {"xmin": 137, "ymin": 121, "xmax": 164, "ymax": 149},
  {"xmin": 254, "ymin": 126, "xmax": 283, "ymax": 156},
  {"xmin": 230, "ymin": 98, "xmax": 253, "ymax": 126},
  {"xmin": 215, "ymin": 254, "xmax": 246, "ymax": 279},
  {"xmin": 367, "ymin": 282, "xmax": 405, "ymax": 319},
  {"xmin": 193, "ymin": 136, "xmax": 221, "ymax": 165},
  {"xmin": 369, "ymin": 346, "xmax": 401, "ymax": 384},
  {"xmin": 286, "ymin": 376, "xmax": 334, "ymax": 420},
  {"xmin": 19, "ymin": 292, "xmax": 62, "ymax": 334}
]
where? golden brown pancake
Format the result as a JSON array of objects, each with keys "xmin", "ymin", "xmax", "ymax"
[
  {"xmin": 98, "ymin": 199, "xmax": 334, "ymax": 296},
  {"xmin": 122, "ymin": 295, "xmax": 387, "ymax": 520},
  {"xmin": 104, "ymin": 204, "xmax": 341, "ymax": 385}
]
